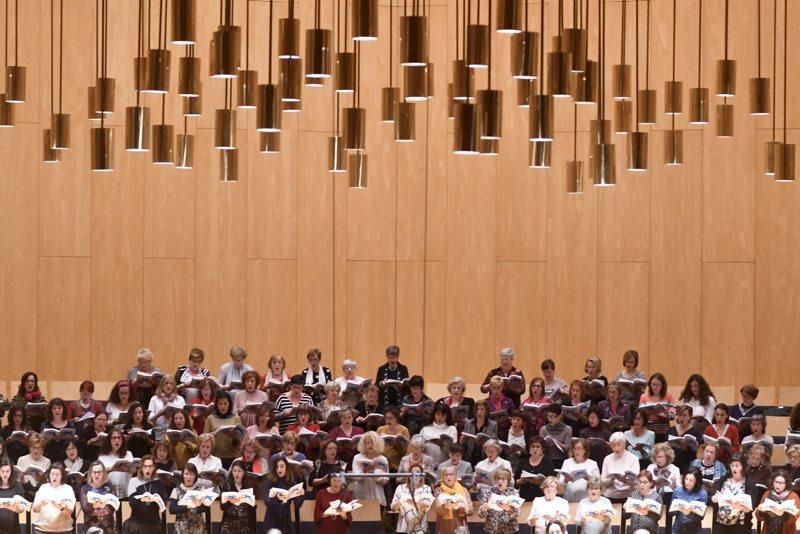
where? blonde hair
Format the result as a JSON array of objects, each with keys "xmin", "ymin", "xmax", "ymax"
[
  {"xmin": 493, "ymin": 468, "xmax": 512, "ymax": 482},
  {"xmin": 489, "ymin": 376, "xmax": 504, "ymax": 389},
  {"xmin": 356, "ymin": 431, "xmax": 385, "ymax": 454},
  {"xmin": 585, "ymin": 355, "xmax": 602, "ymax": 372},
  {"xmin": 155, "ymin": 375, "xmax": 177, "ymax": 396},
  {"xmin": 197, "ymin": 433, "xmax": 215, "ymax": 447},
  {"xmin": 651, "ymin": 442, "xmax": 675, "ymax": 463},
  {"xmin": 324, "ymin": 381, "xmax": 340, "ymax": 394},
  {"xmin": 136, "ymin": 348, "xmax": 154, "ymax": 362},
  {"xmin": 447, "ymin": 377, "xmax": 467, "ymax": 393},
  {"xmin": 540, "ymin": 475, "xmax": 559, "ymax": 490}
]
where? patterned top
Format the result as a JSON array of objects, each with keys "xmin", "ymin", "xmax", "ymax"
[
  {"xmin": 628, "ymin": 489, "xmax": 663, "ymax": 534},
  {"xmin": 478, "ymin": 487, "xmax": 521, "ymax": 534}
]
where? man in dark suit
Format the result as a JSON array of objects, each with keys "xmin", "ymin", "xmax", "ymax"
[{"xmin": 375, "ymin": 345, "xmax": 409, "ymax": 409}]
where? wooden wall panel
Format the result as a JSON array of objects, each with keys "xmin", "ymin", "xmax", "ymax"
[
  {"xmin": 246, "ymin": 259, "xmax": 298, "ymax": 364},
  {"xmin": 702, "ymin": 262, "xmax": 754, "ymax": 386},
  {"xmin": 144, "ymin": 165, "xmax": 196, "ymax": 259},
  {"xmin": 395, "ymin": 261, "xmax": 425, "ymax": 374},
  {"xmin": 38, "ymin": 258, "xmax": 91, "ymax": 381},
  {"xmin": 143, "ymin": 258, "xmax": 195, "ymax": 372},
  {"xmin": 345, "ymin": 261, "xmax": 396, "ymax": 374},
  {"xmin": 39, "ymin": 149, "xmax": 92, "ymax": 257},
  {"xmin": 597, "ymin": 262, "xmax": 650, "ymax": 374},
  {"xmin": 495, "ymin": 262, "xmax": 547, "ymax": 371},
  {"xmin": 422, "ymin": 261, "xmax": 447, "ymax": 383}
]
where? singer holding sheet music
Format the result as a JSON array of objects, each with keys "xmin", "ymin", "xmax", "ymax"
[
  {"xmin": 263, "ymin": 456, "xmax": 305, "ymax": 534},
  {"xmin": 712, "ymin": 454, "xmax": 759, "ymax": 534},
  {"xmin": 79, "ymin": 461, "xmax": 116, "ymax": 534},
  {"xmin": 435, "ymin": 465, "xmax": 472, "ymax": 534},
  {"xmin": 219, "ymin": 459, "xmax": 257, "ymax": 533},
  {"xmin": 126, "ymin": 455, "xmax": 168, "ymax": 534},
  {"xmin": 32, "ymin": 463, "xmax": 75, "ymax": 534},
  {"xmin": 755, "ymin": 471, "xmax": 800, "ymax": 534},
  {"xmin": 480, "ymin": 348, "xmax": 526, "ymax": 408},
  {"xmin": 314, "ymin": 471, "xmax": 353, "ymax": 534}
]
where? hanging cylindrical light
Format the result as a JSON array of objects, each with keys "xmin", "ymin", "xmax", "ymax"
[
  {"xmin": 689, "ymin": 0, "xmax": 708, "ymax": 124},
  {"xmin": 516, "ymin": 78, "xmax": 533, "ymax": 108},
  {"xmin": 178, "ymin": 55, "xmax": 201, "ymax": 96},
  {"xmin": 476, "ymin": 138, "xmax": 497, "ymax": 156},
  {"xmin": 90, "ymin": 126, "xmax": 114, "ymax": 171},
  {"xmin": 627, "ymin": 131, "xmax": 648, "ymax": 171},
  {"xmin": 573, "ymin": 60, "xmax": 598, "ymax": 104},
  {"xmin": 496, "ymin": 0, "xmax": 522, "ymax": 33},
  {"xmin": 220, "ymin": 148, "xmax": 239, "ymax": 182},
  {"xmin": 636, "ymin": 0, "xmax": 656, "ymax": 124},
  {"xmin": 260, "ymin": 131, "xmax": 280, "ymax": 153},
  {"xmin": 447, "ymin": 83, "xmax": 454, "ymax": 117},
  {"xmin": 715, "ymin": 0, "xmax": 736, "ymax": 97},
  {"xmin": 452, "ymin": 60, "xmax": 474, "ymax": 101},
  {"xmin": 750, "ymin": 77, "xmax": 769, "ymax": 116},
  {"xmin": 775, "ymin": 143, "xmax": 796, "ymax": 182},
  {"xmin": 152, "ymin": 124, "xmax": 174, "ymax": 164},
  {"xmin": 394, "ymin": 101, "xmax": 415, "ymax": 142},
  {"xmin": 95, "ymin": 77, "xmax": 115, "ymax": 115},
  {"xmin": 278, "ymin": 1, "xmax": 300, "ymax": 59},
  {"xmin": 590, "ymin": 119, "xmax": 612, "ymax": 145},
  {"xmin": 466, "ymin": 24, "xmax": 489, "ymax": 68},
  {"xmin": 715, "ymin": 102, "xmax": 734, "ymax": 137},
  {"xmin": 529, "ymin": 141, "xmax": 551, "ymax": 168},
  {"xmin": 183, "ymin": 91, "xmax": 202, "ymax": 116},
  {"xmin": 51, "ymin": 113, "xmax": 69, "ymax": 150},
  {"xmin": 763, "ymin": 0, "xmax": 778, "ymax": 173},
  {"xmin": 171, "ymin": 0, "xmax": 196, "ymax": 44},
  {"xmin": 453, "ymin": 102, "xmax": 479, "ymax": 154},
  {"xmin": 306, "ymin": 29, "xmax": 332, "ymax": 79},
  {"xmin": 404, "ymin": 64, "xmax": 428, "ymax": 102},
  {"xmin": 529, "ymin": 95, "xmax": 554, "ymax": 141},
  {"xmin": 46, "ymin": 0, "xmax": 70, "ymax": 149},
  {"xmin": 348, "ymin": 152, "xmax": 368, "ymax": 188},
  {"xmin": 342, "ymin": 106, "xmax": 366, "ymax": 150},
  {"xmin": 328, "ymin": 135, "xmax": 347, "ymax": 172},
  {"xmin": 774, "ymin": 0, "xmax": 793, "ymax": 181},
  {"xmin": 613, "ymin": 0, "xmax": 631, "ymax": 99},
  {"xmin": 210, "ymin": 0, "xmax": 241, "ymax": 78},
  {"xmin": 237, "ymin": 0, "xmax": 258, "ymax": 108},
  {"xmin": 764, "ymin": 141, "xmax": 779, "ymax": 175},
  {"xmin": 547, "ymin": 47, "xmax": 571, "ymax": 97},
  {"xmin": 4, "ymin": 0, "xmax": 25, "ymax": 103},
  {"xmin": 279, "ymin": 58, "xmax": 302, "ymax": 102},
  {"xmin": 614, "ymin": 100, "xmax": 632, "ymax": 134},
  {"xmin": 352, "ymin": 0, "xmax": 378, "ymax": 41},
  {"xmin": 637, "ymin": 89, "xmax": 656, "ymax": 124},
  {"xmin": 125, "ymin": 106, "xmax": 150, "ymax": 151},
  {"xmin": 663, "ymin": 0, "xmax": 683, "ymax": 164},
  {"xmin": 566, "ymin": 161, "xmax": 583, "ymax": 193},
  {"xmin": 664, "ymin": 129, "xmax": 683, "ymax": 165},
  {"xmin": 256, "ymin": 84, "xmax": 281, "ymax": 131},
  {"xmin": 175, "ymin": 132, "xmax": 195, "ymax": 169},
  {"xmin": 591, "ymin": 143, "xmax": 615, "ymax": 184},
  {"xmin": 478, "ymin": 89, "xmax": 502, "ymax": 140},
  {"xmin": 592, "ymin": 0, "xmax": 616, "ymax": 185},
  {"xmin": 382, "ymin": 86, "xmax": 400, "ymax": 122},
  {"xmin": 43, "ymin": 130, "xmax": 61, "ymax": 163},
  {"xmin": 335, "ymin": 52, "xmax": 355, "ymax": 92},
  {"xmin": 0, "ymin": 94, "xmax": 12, "ymax": 126},
  {"xmin": 214, "ymin": 109, "xmax": 236, "ymax": 150},
  {"xmin": 400, "ymin": 16, "xmax": 429, "ymax": 67},
  {"xmin": 511, "ymin": 31, "xmax": 538, "ymax": 79},
  {"xmin": 145, "ymin": 49, "xmax": 170, "ymax": 93},
  {"xmin": 664, "ymin": 81, "xmax": 682, "ymax": 115}
]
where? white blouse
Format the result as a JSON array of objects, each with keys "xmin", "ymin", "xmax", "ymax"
[
  {"xmin": 391, "ymin": 483, "xmax": 434, "ymax": 533},
  {"xmin": 33, "ymin": 483, "xmax": 76, "ymax": 532},
  {"xmin": 527, "ymin": 496, "xmax": 570, "ymax": 534},
  {"xmin": 351, "ymin": 453, "xmax": 390, "ymax": 505}
]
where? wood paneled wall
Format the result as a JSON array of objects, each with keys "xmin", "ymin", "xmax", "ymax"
[{"xmin": 1, "ymin": 0, "xmax": 799, "ymax": 388}]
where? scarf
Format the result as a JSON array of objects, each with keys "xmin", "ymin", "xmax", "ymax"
[
  {"xmin": 770, "ymin": 489, "xmax": 790, "ymax": 501},
  {"xmin": 159, "ymin": 392, "xmax": 177, "ymax": 404},
  {"xmin": 305, "ymin": 366, "xmax": 326, "ymax": 386},
  {"xmin": 24, "ymin": 391, "xmax": 42, "ymax": 402},
  {"xmin": 438, "ymin": 481, "xmax": 466, "ymax": 520}
]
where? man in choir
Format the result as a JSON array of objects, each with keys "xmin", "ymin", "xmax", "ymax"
[
  {"xmin": 375, "ymin": 345, "xmax": 410, "ymax": 409},
  {"xmin": 480, "ymin": 348, "xmax": 526, "ymax": 408},
  {"xmin": 301, "ymin": 349, "xmax": 333, "ymax": 404}
]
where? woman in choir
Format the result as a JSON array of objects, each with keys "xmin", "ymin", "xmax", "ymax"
[
  {"xmin": 477, "ymin": 467, "xmax": 521, "ymax": 534},
  {"xmin": 246, "ymin": 405, "xmax": 279, "ymax": 439},
  {"xmin": 124, "ymin": 402, "xmax": 155, "ymax": 460},
  {"xmin": 515, "ymin": 437, "xmax": 556, "ymax": 501},
  {"xmin": 583, "ymin": 356, "xmax": 609, "ymax": 404},
  {"xmin": 668, "ymin": 405, "xmax": 703, "ymax": 472},
  {"xmin": 712, "ymin": 454, "xmax": 760, "ymax": 534},
  {"xmin": 188, "ymin": 433, "xmax": 223, "ymax": 475},
  {"xmin": 598, "ymin": 383, "xmax": 632, "ymax": 430},
  {"xmin": 690, "ymin": 442, "xmax": 728, "ymax": 491},
  {"xmin": 580, "ymin": 407, "xmax": 613, "ymax": 465},
  {"xmin": 128, "ymin": 348, "xmax": 161, "ymax": 406},
  {"xmin": 64, "ymin": 440, "xmax": 86, "ymax": 475},
  {"xmin": 376, "ymin": 406, "xmax": 410, "ymax": 472},
  {"xmin": 262, "ymin": 354, "xmax": 290, "ymax": 402},
  {"xmin": 318, "ymin": 382, "xmax": 344, "ymax": 423},
  {"xmin": 232, "ymin": 370, "xmax": 267, "ymax": 428},
  {"xmin": 614, "ymin": 350, "xmax": 646, "ymax": 409},
  {"xmin": 745, "ymin": 444, "xmax": 772, "ymax": 489},
  {"xmin": 400, "ymin": 375, "xmax": 432, "ymax": 437},
  {"xmin": 239, "ymin": 439, "xmax": 269, "ymax": 476},
  {"xmin": 625, "ymin": 409, "xmax": 656, "ymax": 469},
  {"xmin": 263, "ymin": 456, "xmax": 305, "ymax": 534},
  {"xmin": 11, "ymin": 372, "xmax": 47, "ymax": 415},
  {"xmin": 310, "ymin": 439, "xmax": 344, "ymax": 494},
  {"xmin": 391, "ymin": 464, "xmax": 435, "ymax": 534},
  {"xmin": 125, "ymin": 454, "xmax": 168, "ymax": 534},
  {"xmin": 678, "ymin": 374, "xmax": 717, "ymax": 425},
  {"xmin": 97, "ymin": 429, "xmax": 134, "ymax": 497},
  {"xmin": 334, "ymin": 359, "xmax": 367, "ymax": 394},
  {"xmin": 670, "ymin": 467, "xmax": 708, "ymax": 534},
  {"xmin": 79, "ymin": 461, "xmax": 117, "ymax": 533},
  {"xmin": 438, "ymin": 376, "xmax": 475, "ymax": 421},
  {"xmin": 755, "ymin": 470, "xmax": 800, "ymax": 534},
  {"xmin": 202, "ymin": 390, "xmax": 241, "ymax": 469},
  {"xmin": 41, "ymin": 398, "xmax": 75, "ymax": 463},
  {"xmin": 399, "ymin": 435, "xmax": 436, "ymax": 475},
  {"xmin": 601, "ymin": 432, "xmax": 640, "ymax": 499},
  {"xmin": 313, "ymin": 471, "xmax": 353, "ymax": 534},
  {"xmin": 148, "ymin": 375, "xmax": 186, "ymax": 430},
  {"xmin": 435, "ymin": 465, "xmax": 472, "ymax": 534},
  {"xmin": 66, "ymin": 381, "xmax": 104, "ymax": 421},
  {"xmin": 419, "ymin": 403, "xmax": 458, "ymax": 467},
  {"xmin": 16, "ymin": 433, "xmax": 50, "ymax": 498},
  {"xmin": 105, "ymin": 380, "xmax": 133, "ymax": 424},
  {"xmin": 219, "ymin": 459, "xmax": 256, "ymax": 533},
  {"xmin": 175, "ymin": 348, "xmax": 210, "ymax": 402},
  {"xmin": 327, "ymin": 407, "xmax": 364, "ymax": 468},
  {"xmin": 563, "ymin": 380, "xmax": 590, "ymax": 436},
  {"xmin": 741, "ymin": 414, "xmax": 774, "ymax": 463},
  {"xmin": 527, "ymin": 476, "xmax": 570, "ymax": 534},
  {"xmin": 169, "ymin": 463, "xmax": 208, "ymax": 534},
  {"xmin": 638, "ymin": 373, "xmax": 674, "ymax": 443},
  {"xmin": 268, "ymin": 432, "xmax": 306, "ymax": 469},
  {"xmin": 166, "ymin": 409, "xmax": 197, "ymax": 469},
  {"xmin": 485, "ymin": 375, "xmax": 515, "ymax": 419},
  {"xmin": 32, "ymin": 463, "xmax": 75, "ymax": 534},
  {"xmin": 462, "ymin": 399, "xmax": 498, "ymax": 465},
  {"xmin": 785, "ymin": 445, "xmax": 800, "ymax": 495},
  {"xmin": 351, "ymin": 432, "xmax": 390, "ymax": 512},
  {"xmin": 539, "ymin": 404, "xmax": 572, "ymax": 469},
  {"xmin": 0, "ymin": 458, "xmax": 25, "ymax": 534},
  {"xmin": 475, "ymin": 440, "xmax": 513, "ymax": 493},
  {"xmin": 354, "ymin": 385, "xmax": 384, "ymax": 431},
  {"xmin": 502, "ymin": 410, "xmax": 531, "ymax": 472},
  {"xmin": 704, "ymin": 403, "xmax": 741, "ymax": 464},
  {"xmin": 646, "ymin": 443, "xmax": 680, "ymax": 494},
  {"xmin": 152, "ymin": 441, "xmax": 176, "ymax": 473},
  {"xmin": 189, "ymin": 378, "xmax": 218, "ymax": 435},
  {"xmin": 522, "ymin": 377, "xmax": 552, "ymax": 433},
  {"xmin": 730, "ymin": 385, "xmax": 763, "ymax": 439},
  {"xmin": 575, "ymin": 477, "xmax": 615, "ymax": 534},
  {"xmin": 217, "ymin": 346, "xmax": 252, "ymax": 397},
  {"xmin": 1, "ymin": 407, "xmax": 29, "ymax": 464},
  {"xmin": 274, "ymin": 375, "xmax": 315, "ymax": 433},
  {"xmin": 559, "ymin": 438, "xmax": 600, "ymax": 503},
  {"xmin": 627, "ymin": 470, "xmax": 663, "ymax": 534}
]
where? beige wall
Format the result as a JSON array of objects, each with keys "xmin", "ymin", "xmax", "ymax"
[{"xmin": 1, "ymin": 0, "xmax": 799, "ymax": 389}]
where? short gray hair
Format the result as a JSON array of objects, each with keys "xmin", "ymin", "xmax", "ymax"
[
  {"xmin": 136, "ymin": 348, "xmax": 154, "ymax": 362},
  {"xmin": 230, "ymin": 346, "xmax": 247, "ymax": 359},
  {"xmin": 609, "ymin": 431, "xmax": 627, "ymax": 444},
  {"xmin": 500, "ymin": 347, "xmax": 514, "ymax": 358},
  {"xmin": 342, "ymin": 359, "xmax": 357, "ymax": 370},
  {"xmin": 447, "ymin": 376, "xmax": 466, "ymax": 393}
]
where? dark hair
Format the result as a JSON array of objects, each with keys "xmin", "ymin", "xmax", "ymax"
[
  {"xmin": 307, "ymin": 348, "xmax": 322, "ymax": 361},
  {"xmin": 79, "ymin": 380, "xmax": 95, "ymax": 393},
  {"xmin": 46, "ymin": 398, "xmax": 68, "ymax": 422},
  {"xmin": 320, "ymin": 439, "xmax": 339, "ymax": 460},
  {"xmin": 632, "ymin": 409, "xmax": 648, "ymax": 426},
  {"xmin": 546, "ymin": 404, "xmax": 562, "ymax": 416},
  {"xmin": 295, "ymin": 404, "xmax": 316, "ymax": 423},
  {"xmin": 408, "ymin": 375, "xmax": 424, "ymax": 389},
  {"xmin": 241, "ymin": 370, "xmax": 261, "ymax": 387},
  {"xmin": 45, "ymin": 462, "xmax": 66, "ymax": 483},
  {"xmin": 448, "ymin": 442, "xmax": 464, "ymax": 455},
  {"xmin": 289, "ymin": 374, "xmax": 305, "ymax": 386},
  {"xmin": 740, "ymin": 384, "xmax": 760, "ymax": 399},
  {"xmin": 169, "ymin": 409, "xmax": 191, "ymax": 430},
  {"xmin": 770, "ymin": 469, "xmax": 790, "ymax": 488},
  {"xmin": 637, "ymin": 469, "xmax": 654, "ymax": 483},
  {"xmin": 528, "ymin": 436, "xmax": 546, "ymax": 450},
  {"xmin": 429, "ymin": 403, "xmax": 453, "ymax": 426},
  {"xmin": 728, "ymin": 453, "xmax": 746, "ymax": 469},
  {"xmin": 386, "ymin": 345, "xmax": 400, "ymax": 356},
  {"xmin": 528, "ymin": 377, "xmax": 545, "ymax": 397},
  {"xmin": 714, "ymin": 403, "xmax": 730, "ymax": 418},
  {"xmin": 226, "ymin": 459, "xmax": 250, "ymax": 486},
  {"xmin": 679, "ymin": 374, "xmax": 715, "ymax": 406},
  {"xmin": 0, "ymin": 458, "xmax": 17, "ymax": 486},
  {"xmin": 682, "ymin": 466, "xmax": 703, "ymax": 492},
  {"xmin": 268, "ymin": 456, "xmax": 297, "ymax": 484},
  {"xmin": 126, "ymin": 402, "xmax": 151, "ymax": 430},
  {"xmin": 99, "ymin": 429, "xmax": 129, "ymax": 458},
  {"xmin": 510, "ymin": 409, "xmax": 526, "ymax": 421},
  {"xmin": 151, "ymin": 440, "xmax": 174, "ymax": 461},
  {"xmin": 622, "ymin": 350, "xmax": 639, "ymax": 367},
  {"xmin": 647, "ymin": 372, "xmax": 669, "ymax": 398},
  {"xmin": 789, "ymin": 402, "xmax": 800, "ymax": 432},
  {"xmin": 383, "ymin": 406, "xmax": 401, "ymax": 421},
  {"xmin": 214, "ymin": 390, "xmax": 234, "ymax": 418},
  {"xmin": 586, "ymin": 406, "xmax": 604, "ymax": 426},
  {"xmin": 188, "ymin": 348, "xmax": 205, "ymax": 362},
  {"xmin": 541, "ymin": 359, "xmax": 556, "ymax": 371},
  {"xmin": 6, "ymin": 406, "xmax": 26, "ymax": 430},
  {"xmin": 750, "ymin": 413, "xmax": 767, "ymax": 431},
  {"xmin": 17, "ymin": 371, "xmax": 40, "ymax": 397},
  {"xmin": 196, "ymin": 378, "xmax": 219, "ymax": 400},
  {"xmin": 256, "ymin": 405, "xmax": 277, "ymax": 429},
  {"xmin": 182, "ymin": 462, "xmax": 199, "ymax": 485},
  {"xmin": 109, "ymin": 380, "xmax": 132, "ymax": 405}
]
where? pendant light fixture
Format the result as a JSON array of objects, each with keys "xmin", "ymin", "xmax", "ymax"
[
  {"xmin": 238, "ymin": 0, "xmax": 257, "ymax": 108},
  {"xmin": 688, "ymin": 0, "xmax": 708, "ymax": 124},
  {"xmin": 547, "ymin": 0, "xmax": 571, "ymax": 98},
  {"xmin": 636, "ymin": 0, "xmax": 655, "ymax": 125},
  {"xmin": 511, "ymin": 0, "xmax": 538, "ymax": 80},
  {"xmin": 627, "ymin": 0, "xmax": 647, "ymax": 171},
  {"xmin": 477, "ymin": 0, "xmax": 502, "ymax": 140},
  {"xmin": 260, "ymin": 131, "xmax": 280, "ymax": 153},
  {"xmin": 572, "ymin": 0, "xmax": 597, "ymax": 105},
  {"xmin": 49, "ymin": 0, "xmax": 69, "ymax": 151},
  {"xmin": 126, "ymin": 0, "xmax": 150, "ymax": 151},
  {"xmin": 92, "ymin": 0, "xmax": 114, "ymax": 117},
  {"xmin": 306, "ymin": 0, "xmax": 332, "ymax": 82},
  {"xmin": 215, "ymin": 80, "xmax": 236, "ymax": 150},
  {"xmin": 183, "ymin": 88, "xmax": 202, "ymax": 116},
  {"xmin": 453, "ymin": 0, "xmax": 475, "ymax": 101},
  {"xmin": 382, "ymin": 0, "xmax": 399, "ymax": 122},
  {"xmin": 467, "ymin": 0, "xmax": 489, "ymax": 69},
  {"xmin": 4, "ymin": 0, "xmax": 25, "ymax": 104},
  {"xmin": 566, "ymin": 0, "xmax": 587, "ymax": 72},
  {"xmin": 335, "ymin": 0, "xmax": 355, "ymax": 93},
  {"xmin": 715, "ymin": 0, "xmax": 734, "ymax": 137},
  {"xmin": 775, "ymin": 0, "xmax": 794, "ymax": 182},
  {"xmin": 395, "ymin": 101, "xmax": 416, "ymax": 142},
  {"xmin": 529, "ymin": 140, "xmax": 551, "ymax": 168},
  {"xmin": 566, "ymin": 103, "xmax": 583, "ymax": 193},
  {"xmin": 91, "ymin": 0, "xmax": 114, "ymax": 172},
  {"xmin": 175, "ymin": 116, "xmax": 194, "ymax": 168},
  {"xmin": 454, "ymin": 3, "xmax": 479, "ymax": 155},
  {"xmin": 43, "ymin": 0, "xmax": 60, "ymax": 162},
  {"xmin": 152, "ymin": 94, "xmax": 174, "ymax": 164},
  {"xmin": 592, "ymin": 0, "xmax": 615, "ymax": 185},
  {"xmin": 613, "ymin": 0, "xmax": 630, "ymax": 100},
  {"xmin": 749, "ymin": 0, "xmax": 769, "ymax": 115},
  {"xmin": 764, "ymin": 0, "xmax": 778, "ymax": 175},
  {"xmin": 257, "ymin": 0, "xmax": 281, "ymax": 132},
  {"xmin": 178, "ymin": 44, "xmax": 201, "ymax": 97},
  {"xmin": 0, "ymin": 92, "xmax": 12, "ymax": 126},
  {"xmin": 329, "ymin": 0, "xmax": 347, "ymax": 171},
  {"xmin": 453, "ymin": 101, "xmax": 479, "ymax": 154},
  {"xmin": 210, "ymin": 0, "xmax": 241, "ymax": 78},
  {"xmin": 220, "ymin": 147, "xmax": 239, "ymax": 182},
  {"xmin": 529, "ymin": 0, "xmax": 553, "ymax": 142},
  {"xmin": 343, "ymin": 41, "xmax": 366, "ymax": 151},
  {"xmin": 279, "ymin": 0, "xmax": 300, "ymax": 59},
  {"xmin": 348, "ymin": 151, "xmax": 368, "ymax": 188},
  {"xmin": 401, "ymin": 0, "xmax": 429, "ymax": 67},
  {"xmin": 496, "ymin": 0, "xmax": 521, "ymax": 34},
  {"xmin": 664, "ymin": 0, "xmax": 682, "ymax": 164},
  {"xmin": 280, "ymin": 56, "xmax": 302, "ymax": 103},
  {"xmin": 352, "ymin": 0, "xmax": 378, "ymax": 41},
  {"xmin": 145, "ymin": 0, "xmax": 170, "ymax": 94},
  {"xmin": 171, "ymin": 0, "xmax": 196, "ymax": 45}
]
